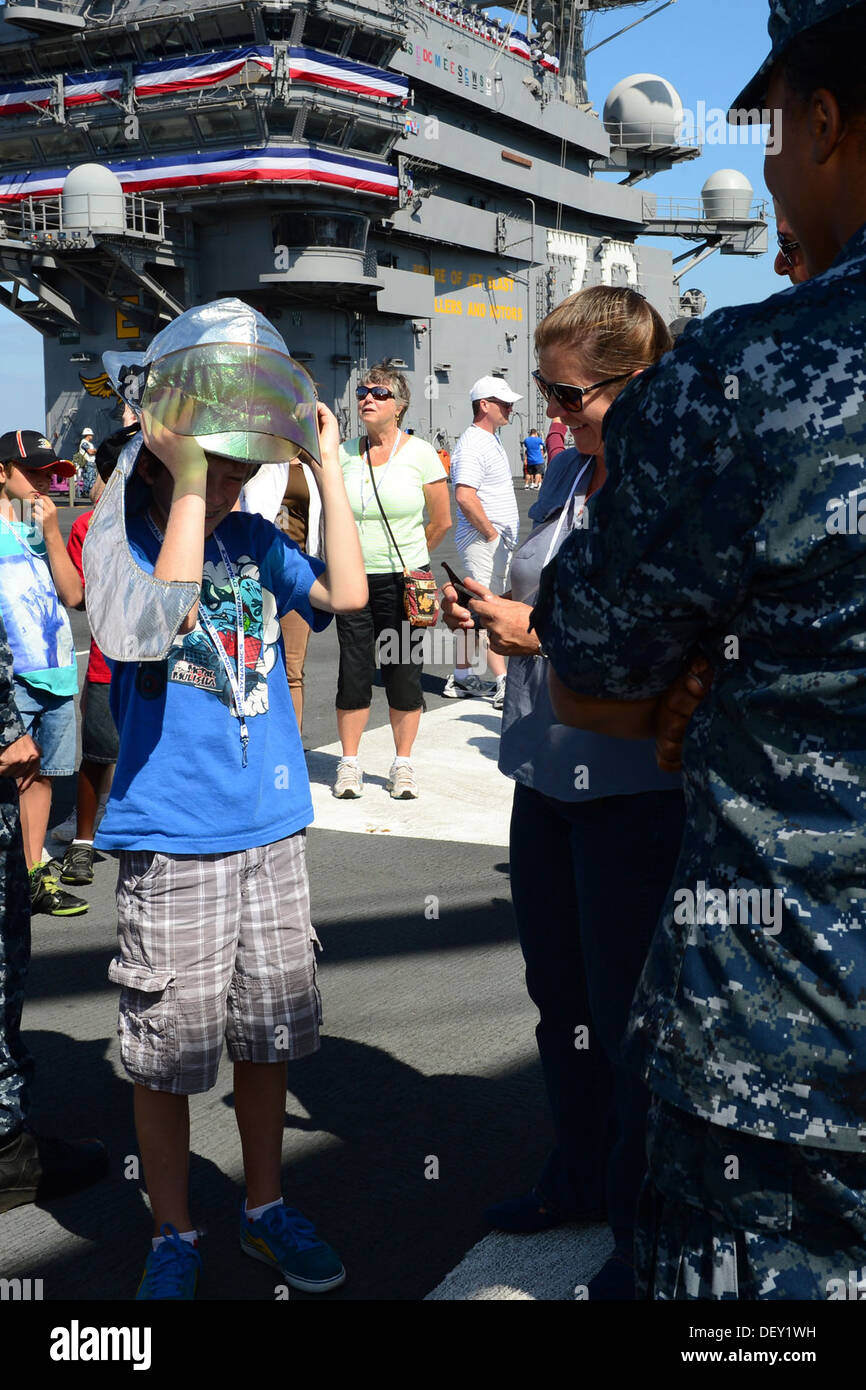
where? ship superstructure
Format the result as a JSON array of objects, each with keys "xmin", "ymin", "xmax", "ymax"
[{"xmin": 0, "ymin": 0, "xmax": 768, "ymax": 456}]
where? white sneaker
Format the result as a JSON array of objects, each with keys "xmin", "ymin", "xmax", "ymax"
[
  {"xmin": 492, "ymin": 675, "xmax": 507, "ymax": 710},
  {"xmin": 442, "ymin": 673, "xmax": 495, "ymax": 700},
  {"xmin": 333, "ymin": 760, "xmax": 363, "ymax": 798},
  {"xmin": 388, "ymin": 763, "xmax": 418, "ymax": 799}
]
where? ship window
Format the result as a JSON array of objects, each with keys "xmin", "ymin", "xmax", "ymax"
[
  {"xmin": 35, "ymin": 129, "xmax": 89, "ymax": 159},
  {"xmin": 0, "ymin": 135, "xmax": 37, "ymax": 163},
  {"xmin": 142, "ymin": 115, "xmax": 198, "ymax": 149},
  {"xmin": 137, "ymin": 23, "xmax": 197, "ymax": 58},
  {"xmin": 81, "ymin": 34, "xmax": 136, "ymax": 65},
  {"xmin": 89, "ymin": 124, "xmax": 136, "ymax": 154},
  {"xmin": 273, "ymin": 210, "xmax": 368, "ymax": 251},
  {"xmin": 195, "ymin": 107, "xmax": 260, "ymax": 140},
  {"xmin": 350, "ymin": 124, "xmax": 390, "ymax": 156},
  {"xmin": 305, "ymin": 112, "xmax": 350, "ymax": 146}
]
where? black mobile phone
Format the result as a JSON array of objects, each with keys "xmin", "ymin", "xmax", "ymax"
[{"xmin": 441, "ymin": 562, "xmax": 482, "ymax": 627}]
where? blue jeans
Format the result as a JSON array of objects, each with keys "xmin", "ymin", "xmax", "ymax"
[{"xmin": 509, "ymin": 782, "xmax": 685, "ymax": 1249}]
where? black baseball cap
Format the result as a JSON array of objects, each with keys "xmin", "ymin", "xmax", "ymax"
[{"xmin": 0, "ymin": 429, "xmax": 76, "ymax": 478}]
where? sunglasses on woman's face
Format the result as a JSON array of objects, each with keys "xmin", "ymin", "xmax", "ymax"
[
  {"xmin": 356, "ymin": 385, "xmax": 395, "ymax": 401},
  {"xmin": 532, "ymin": 369, "xmax": 632, "ymax": 412}
]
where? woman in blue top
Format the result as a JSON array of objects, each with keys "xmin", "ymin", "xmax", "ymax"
[{"xmin": 443, "ymin": 286, "xmax": 684, "ymax": 1300}]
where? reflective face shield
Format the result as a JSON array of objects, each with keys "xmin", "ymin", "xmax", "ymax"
[
  {"xmin": 139, "ymin": 342, "xmax": 321, "ymax": 466},
  {"xmin": 85, "ymin": 297, "xmax": 321, "ymax": 663}
]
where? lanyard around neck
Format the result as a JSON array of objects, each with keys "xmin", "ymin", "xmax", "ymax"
[
  {"xmin": 145, "ymin": 511, "xmax": 250, "ymax": 768},
  {"xmin": 541, "ymin": 458, "xmax": 593, "ymax": 569},
  {"xmin": 360, "ymin": 431, "xmax": 402, "ymax": 518}
]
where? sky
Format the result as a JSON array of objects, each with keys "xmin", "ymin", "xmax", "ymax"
[{"xmin": 0, "ymin": 0, "xmax": 779, "ymax": 428}]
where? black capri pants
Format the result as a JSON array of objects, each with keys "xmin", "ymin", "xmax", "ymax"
[{"xmin": 336, "ymin": 570, "xmax": 427, "ymax": 712}]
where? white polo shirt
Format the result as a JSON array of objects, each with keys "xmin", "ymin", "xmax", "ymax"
[{"xmin": 450, "ymin": 424, "xmax": 519, "ymax": 551}]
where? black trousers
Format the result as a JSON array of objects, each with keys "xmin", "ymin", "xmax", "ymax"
[
  {"xmin": 509, "ymin": 781, "xmax": 685, "ymax": 1248},
  {"xmin": 336, "ymin": 570, "xmax": 428, "ymax": 712}
]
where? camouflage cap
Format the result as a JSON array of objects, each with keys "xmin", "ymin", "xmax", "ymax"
[{"xmin": 729, "ymin": 0, "xmax": 865, "ymax": 118}]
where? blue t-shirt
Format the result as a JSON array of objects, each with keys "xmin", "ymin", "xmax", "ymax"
[
  {"xmin": 0, "ymin": 516, "xmax": 77, "ymax": 696},
  {"xmin": 95, "ymin": 510, "xmax": 330, "ymax": 854},
  {"xmin": 523, "ymin": 435, "xmax": 545, "ymax": 468}
]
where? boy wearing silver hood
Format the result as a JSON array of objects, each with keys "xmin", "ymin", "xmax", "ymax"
[{"xmin": 84, "ymin": 299, "xmax": 366, "ymax": 1300}]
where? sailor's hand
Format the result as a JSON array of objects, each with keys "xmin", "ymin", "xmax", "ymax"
[
  {"xmin": 468, "ymin": 581, "xmax": 537, "ymax": 656},
  {"xmin": 1, "ymin": 733, "xmax": 41, "ymax": 790},
  {"xmin": 140, "ymin": 410, "xmax": 208, "ymax": 488},
  {"xmin": 655, "ymin": 655, "xmax": 713, "ymax": 772}
]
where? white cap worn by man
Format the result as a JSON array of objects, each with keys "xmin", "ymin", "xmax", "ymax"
[{"xmin": 444, "ymin": 376, "xmax": 521, "ymax": 708}]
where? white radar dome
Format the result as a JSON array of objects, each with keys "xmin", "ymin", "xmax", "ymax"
[
  {"xmin": 61, "ymin": 163, "xmax": 125, "ymax": 233},
  {"xmin": 701, "ymin": 169, "xmax": 754, "ymax": 221},
  {"xmin": 603, "ymin": 74, "xmax": 684, "ymax": 148}
]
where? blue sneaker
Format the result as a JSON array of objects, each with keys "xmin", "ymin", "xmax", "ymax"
[
  {"xmin": 240, "ymin": 1202, "xmax": 346, "ymax": 1293},
  {"xmin": 135, "ymin": 1224, "xmax": 202, "ymax": 1300}
]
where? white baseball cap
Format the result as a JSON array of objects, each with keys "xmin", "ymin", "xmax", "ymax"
[
  {"xmin": 82, "ymin": 427, "xmax": 94, "ymax": 436},
  {"xmin": 470, "ymin": 375, "xmax": 522, "ymax": 404}
]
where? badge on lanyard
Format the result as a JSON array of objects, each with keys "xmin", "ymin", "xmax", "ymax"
[{"xmin": 145, "ymin": 512, "xmax": 250, "ymax": 767}]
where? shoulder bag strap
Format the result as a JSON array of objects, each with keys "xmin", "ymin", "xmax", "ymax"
[{"xmin": 365, "ymin": 438, "xmax": 408, "ymax": 574}]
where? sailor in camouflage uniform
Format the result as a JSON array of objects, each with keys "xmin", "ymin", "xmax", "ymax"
[
  {"xmin": 533, "ymin": 0, "xmax": 866, "ymax": 1298},
  {"xmin": 0, "ymin": 611, "xmax": 108, "ymax": 1211}
]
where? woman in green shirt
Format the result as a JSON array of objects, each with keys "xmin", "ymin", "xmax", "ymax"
[{"xmin": 335, "ymin": 364, "xmax": 451, "ymax": 800}]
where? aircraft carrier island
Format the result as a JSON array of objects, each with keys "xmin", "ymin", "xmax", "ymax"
[{"xmin": 0, "ymin": 0, "xmax": 768, "ymax": 456}]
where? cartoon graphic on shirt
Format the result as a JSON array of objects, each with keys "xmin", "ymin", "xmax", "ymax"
[
  {"xmin": 166, "ymin": 553, "xmax": 279, "ymax": 716},
  {"xmin": 0, "ymin": 522, "xmax": 75, "ymax": 674}
]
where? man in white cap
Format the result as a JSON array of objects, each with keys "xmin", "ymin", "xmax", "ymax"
[{"xmin": 444, "ymin": 375, "xmax": 521, "ymax": 707}]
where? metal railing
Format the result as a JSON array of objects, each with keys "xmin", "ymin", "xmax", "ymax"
[
  {"xmin": 643, "ymin": 196, "xmax": 768, "ymax": 224},
  {"xmin": 604, "ymin": 120, "xmax": 701, "ymax": 150},
  {"xmin": 0, "ymin": 192, "xmax": 166, "ymax": 242}
]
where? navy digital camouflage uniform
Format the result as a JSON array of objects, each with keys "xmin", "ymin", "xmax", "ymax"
[
  {"xmin": 533, "ymin": 219, "xmax": 866, "ymax": 1298},
  {"xmin": 0, "ymin": 610, "xmax": 34, "ymax": 1144}
]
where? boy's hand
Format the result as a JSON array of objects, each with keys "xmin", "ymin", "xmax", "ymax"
[
  {"xmin": 31, "ymin": 492, "xmax": 60, "ymax": 541},
  {"xmin": 141, "ymin": 410, "xmax": 208, "ymax": 489},
  {"xmin": 0, "ymin": 733, "xmax": 41, "ymax": 790},
  {"xmin": 307, "ymin": 402, "xmax": 341, "ymax": 473}
]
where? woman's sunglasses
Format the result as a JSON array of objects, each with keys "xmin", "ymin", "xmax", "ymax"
[
  {"xmin": 532, "ymin": 369, "xmax": 632, "ymax": 412},
  {"xmin": 777, "ymin": 232, "xmax": 801, "ymax": 268},
  {"xmin": 356, "ymin": 385, "xmax": 395, "ymax": 401}
]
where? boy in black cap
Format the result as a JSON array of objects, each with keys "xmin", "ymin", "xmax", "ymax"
[{"xmin": 0, "ymin": 430, "xmax": 88, "ymax": 915}]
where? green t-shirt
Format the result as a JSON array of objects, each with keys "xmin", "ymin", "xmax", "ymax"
[{"xmin": 340, "ymin": 435, "xmax": 448, "ymax": 574}]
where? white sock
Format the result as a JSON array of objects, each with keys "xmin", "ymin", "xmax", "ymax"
[
  {"xmin": 455, "ymin": 667, "xmax": 471, "ymax": 680},
  {"xmin": 152, "ymin": 1229, "xmax": 198, "ymax": 1251},
  {"xmin": 339, "ymin": 754, "xmax": 360, "ymax": 766},
  {"xmin": 71, "ymin": 838, "xmax": 93, "ymax": 847},
  {"xmin": 392, "ymin": 756, "xmax": 412, "ymax": 768},
  {"xmin": 245, "ymin": 1197, "xmax": 283, "ymax": 1222}
]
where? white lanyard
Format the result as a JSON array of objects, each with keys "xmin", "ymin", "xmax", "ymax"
[
  {"xmin": 360, "ymin": 431, "xmax": 403, "ymax": 518},
  {"xmin": 541, "ymin": 458, "xmax": 593, "ymax": 569},
  {"xmin": 145, "ymin": 512, "xmax": 250, "ymax": 768}
]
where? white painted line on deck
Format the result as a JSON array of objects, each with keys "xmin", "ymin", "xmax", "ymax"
[
  {"xmin": 307, "ymin": 700, "xmax": 512, "ymax": 847},
  {"xmin": 424, "ymin": 1225, "xmax": 613, "ymax": 1301}
]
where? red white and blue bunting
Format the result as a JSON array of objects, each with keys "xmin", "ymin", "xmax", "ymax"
[
  {"xmin": 0, "ymin": 145, "xmax": 400, "ymax": 203},
  {"xmin": 0, "ymin": 45, "xmax": 409, "ymax": 118}
]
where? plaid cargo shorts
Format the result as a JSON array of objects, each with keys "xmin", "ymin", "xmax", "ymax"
[{"xmin": 108, "ymin": 832, "xmax": 322, "ymax": 1094}]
